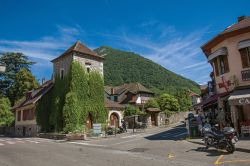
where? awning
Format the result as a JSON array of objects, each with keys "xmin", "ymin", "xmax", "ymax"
[
  {"xmin": 238, "ymin": 39, "xmax": 250, "ymax": 49},
  {"xmin": 207, "ymin": 47, "xmax": 228, "ymax": 62},
  {"xmin": 228, "ymin": 86, "xmax": 250, "ymax": 105},
  {"xmin": 202, "ymin": 92, "xmax": 228, "ymax": 108}
]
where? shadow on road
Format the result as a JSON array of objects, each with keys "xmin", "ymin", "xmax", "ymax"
[{"xmin": 144, "ymin": 124, "xmax": 187, "ymax": 141}]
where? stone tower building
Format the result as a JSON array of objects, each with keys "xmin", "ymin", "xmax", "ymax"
[{"xmin": 51, "ymin": 41, "xmax": 104, "ymax": 79}]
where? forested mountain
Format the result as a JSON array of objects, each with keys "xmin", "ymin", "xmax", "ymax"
[{"xmin": 95, "ymin": 46, "xmax": 200, "ymax": 95}]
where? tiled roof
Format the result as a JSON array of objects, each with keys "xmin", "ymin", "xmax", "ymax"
[
  {"xmin": 51, "ymin": 41, "xmax": 104, "ymax": 62},
  {"xmin": 201, "ymin": 16, "xmax": 250, "ymax": 55},
  {"xmin": 104, "ymin": 82, "xmax": 153, "ymax": 95},
  {"xmin": 221, "ymin": 16, "xmax": 250, "ymax": 34},
  {"xmin": 105, "ymin": 99, "xmax": 124, "ymax": 109},
  {"xmin": 146, "ymin": 108, "xmax": 161, "ymax": 112},
  {"xmin": 12, "ymin": 80, "xmax": 53, "ymax": 110}
]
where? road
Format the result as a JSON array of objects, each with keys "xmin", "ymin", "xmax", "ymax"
[{"xmin": 0, "ymin": 124, "xmax": 250, "ymax": 166}]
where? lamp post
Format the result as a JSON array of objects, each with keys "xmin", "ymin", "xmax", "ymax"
[{"xmin": 0, "ymin": 63, "xmax": 6, "ymax": 73}]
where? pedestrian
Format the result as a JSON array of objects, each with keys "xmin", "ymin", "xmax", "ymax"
[{"xmin": 122, "ymin": 119, "xmax": 127, "ymax": 132}]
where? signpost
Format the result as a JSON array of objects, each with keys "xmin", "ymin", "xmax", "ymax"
[{"xmin": 93, "ymin": 123, "xmax": 102, "ymax": 136}]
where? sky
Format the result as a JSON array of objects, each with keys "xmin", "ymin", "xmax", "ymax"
[{"xmin": 0, "ymin": 0, "xmax": 249, "ymax": 84}]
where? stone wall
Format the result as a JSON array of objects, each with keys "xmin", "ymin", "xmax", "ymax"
[
  {"xmin": 73, "ymin": 53, "xmax": 103, "ymax": 76},
  {"xmin": 167, "ymin": 111, "xmax": 188, "ymax": 124},
  {"xmin": 53, "ymin": 54, "xmax": 73, "ymax": 76},
  {"xmin": 15, "ymin": 124, "xmax": 39, "ymax": 137}
]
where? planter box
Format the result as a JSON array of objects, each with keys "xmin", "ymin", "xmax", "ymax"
[{"xmin": 66, "ymin": 134, "xmax": 86, "ymax": 141}]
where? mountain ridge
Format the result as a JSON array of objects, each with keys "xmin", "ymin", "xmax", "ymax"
[{"xmin": 95, "ymin": 46, "xmax": 200, "ymax": 95}]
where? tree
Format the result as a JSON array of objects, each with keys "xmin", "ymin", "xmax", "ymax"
[
  {"xmin": 144, "ymin": 98, "xmax": 160, "ymax": 109},
  {"xmin": 124, "ymin": 105, "xmax": 141, "ymax": 117},
  {"xmin": 174, "ymin": 88, "xmax": 192, "ymax": 112},
  {"xmin": 8, "ymin": 68, "xmax": 39, "ymax": 105},
  {"xmin": 0, "ymin": 97, "xmax": 14, "ymax": 127},
  {"xmin": 0, "ymin": 52, "xmax": 35, "ymax": 95},
  {"xmin": 157, "ymin": 93, "xmax": 180, "ymax": 117}
]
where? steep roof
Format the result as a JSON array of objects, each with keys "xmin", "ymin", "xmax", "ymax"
[
  {"xmin": 12, "ymin": 80, "xmax": 53, "ymax": 110},
  {"xmin": 201, "ymin": 16, "xmax": 250, "ymax": 56},
  {"xmin": 51, "ymin": 41, "xmax": 104, "ymax": 62},
  {"xmin": 104, "ymin": 82, "xmax": 153, "ymax": 95}
]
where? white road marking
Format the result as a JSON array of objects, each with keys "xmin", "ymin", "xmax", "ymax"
[
  {"xmin": 26, "ymin": 140, "xmax": 39, "ymax": 144},
  {"xmin": 6, "ymin": 141, "xmax": 15, "ymax": 145},
  {"xmin": 121, "ymin": 134, "xmax": 141, "ymax": 139},
  {"xmin": 0, "ymin": 143, "xmax": 4, "ymax": 146},
  {"xmin": 13, "ymin": 138, "xmax": 23, "ymax": 141},
  {"xmin": 68, "ymin": 142, "xmax": 106, "ymax": 147}
]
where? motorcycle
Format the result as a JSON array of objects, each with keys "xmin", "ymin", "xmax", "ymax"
[{"xmin": 201, "ymin": 124, "xmax": 238, "ymax": 153}]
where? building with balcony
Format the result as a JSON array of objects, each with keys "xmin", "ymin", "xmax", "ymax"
[{"xmin": 201, "ymin": 16, "xmax": 250, "ymax": 133}]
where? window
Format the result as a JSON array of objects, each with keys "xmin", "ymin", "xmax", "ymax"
[
  {"xmin": 22, "ymin": 109, "xmax": 35, "ymax": 121},
  {"xmin": 213, "ymin": 55, "xmax": 229, "ymax": 76},
  {"xmin": 60, "ymin": 68, "xmax": 64, "ymax": 79},
  {"xmin": 239, "ymin": 47, "xmax": 250, "ymax": 68},
  {"xmin": 17, "ymin": 111, "xmax": 21, "ymax": 121}
]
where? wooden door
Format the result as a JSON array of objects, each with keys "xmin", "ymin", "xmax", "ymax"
[
  {"xmin": 151, "ymin": 114, "xmax": 156, "ymax": 126},
  {"xmin": 86, "ymin": 113, "xmax": 93, "ymax": 129},
  {"xmin": 110, "ymin": 113, "xmax": 119, "ymax": 127}
]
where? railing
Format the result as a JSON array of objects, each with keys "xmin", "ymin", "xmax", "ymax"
[{"xmin": 242, "ymin": 69, "xmax": 250, "ymax": 81}]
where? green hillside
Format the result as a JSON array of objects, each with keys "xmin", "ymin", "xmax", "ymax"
[{"xmin": 95, "ymin": 46, "xmax": 200, "ymax": 95}]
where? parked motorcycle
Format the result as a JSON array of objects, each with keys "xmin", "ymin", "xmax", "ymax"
[{"xmin": 201, "ymin": 124, "xmax": 238, "ymax": 153}]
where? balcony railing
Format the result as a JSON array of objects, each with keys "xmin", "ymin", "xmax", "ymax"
[{"xmin": 242, "ymin": 69, "xmax": 250, "ymax": 81}]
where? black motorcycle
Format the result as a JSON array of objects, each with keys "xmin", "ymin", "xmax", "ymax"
[{"xmin": 202, "ymin": 124, "xmax": 238, "ymax": 153}]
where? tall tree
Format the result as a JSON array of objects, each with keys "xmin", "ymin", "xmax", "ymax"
[
  {"xmin": 0, "ymin": 52, "xmax": 35, "ymax": 95},
  {"xmin": 0, "ymin": 97, "xmax": 14, "ymax": 127},
  {"xmin": 8, "ymin": 68, "xmax": 39, "ymax": 105}
]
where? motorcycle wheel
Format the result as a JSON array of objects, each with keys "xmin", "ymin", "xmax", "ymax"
[{"xmin": 226, "ymin": 142, "xmax": 236, "ymax": 153}]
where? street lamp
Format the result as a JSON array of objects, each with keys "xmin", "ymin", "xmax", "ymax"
[{"xmin": 0, "ymin": 63, "xmax": 6, "ymax": 73}]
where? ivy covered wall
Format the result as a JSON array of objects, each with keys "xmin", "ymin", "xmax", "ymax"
[{"xmin": 36, "ymin": 61, "xmax": 107, "ymax": 133}]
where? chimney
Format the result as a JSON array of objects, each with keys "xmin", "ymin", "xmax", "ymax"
[
  {"xmin": 41, "ymin": 77, "xmax": 46, "ymax": 84},
  {"xmin": 238, "ymin": 16, "xmax": 246, "ymax": 22},
  {"xmin": 111, "ymin": 88, "xmax": 115, "ymax": 95}
]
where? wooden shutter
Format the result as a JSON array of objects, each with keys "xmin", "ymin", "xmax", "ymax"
[
  {"xmin": 224, "ymin": 55, "xmax": 230, "ymax": 73},
  {"xmin": 239, "ymin": 48, "xmax": 249, "ymax": 68},
  {"xmin": 213, "ymin": 59, "xmax": 219, "ymax": 76}
]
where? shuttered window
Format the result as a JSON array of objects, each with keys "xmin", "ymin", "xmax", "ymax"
[
  {"xmin": 239, "ymin": 47, "xmax": 250, "ymax": 68},
  {"xmin": 213, "ymin": 55, "xmax": 229, "ymax": 76}
]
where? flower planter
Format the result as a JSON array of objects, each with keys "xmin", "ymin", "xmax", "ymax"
[{"xmin": 66, "ymin": 133, "xmax": 86, "ymax": 141}]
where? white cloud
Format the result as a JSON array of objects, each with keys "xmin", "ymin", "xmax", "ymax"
[
  {"xmin": 98, "ymin": 25, "xmax": 212, "ymax": 83},
  {"xmin": 0, "ymin": 25, "xmax": 83, "ymax": 61}
]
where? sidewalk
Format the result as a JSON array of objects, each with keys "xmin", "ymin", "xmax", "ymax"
[{"xmin": 86, "ymin": 122, "xmax": 184, "ymax": 141}]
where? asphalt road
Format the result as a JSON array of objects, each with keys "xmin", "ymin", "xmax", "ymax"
[{"xmin": 1, "ymin": 124, "xmax": 250, "ymax": 166}]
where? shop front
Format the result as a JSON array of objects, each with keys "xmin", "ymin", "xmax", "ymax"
[{"xmin": 229, "ymin": 86, "xmax": 250, "ymax": 137}]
